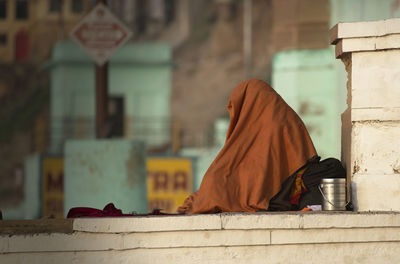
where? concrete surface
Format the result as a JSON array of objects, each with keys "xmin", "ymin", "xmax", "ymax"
[
  {"xmin": 330, "ymin": 18, "xmax": 400, "ymax": 43},
  {"xmin": 1, "ymin": 212, "xmax": 400, "ymax": 263},
  {"xmin": 332, "ymin": 18, "xmax": 400, "ymax": 212}
]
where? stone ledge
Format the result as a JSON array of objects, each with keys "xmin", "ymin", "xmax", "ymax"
[
  {"xmin": 351, "ymin": 122, "xmax": 400, "ymax": 175},
  {"xmin": 335, "ymin": 34, "xmax": 400, "ymax": 58},
  {"xmin": 353, "ymin": 174, "xmax": 400, "ymax": 212},
  {"xmin": 2, "ymin": 242, "xmax": 400, "ymax": 264},
  {"xmin": 3, "ymin": 227, "xmax": 400, "ymax": 253},
  {"xmin": 271, "ymin": 227, "xmax": 400, "ymax": 245},
  {"xmin": 351, "ymin": 51, "xmax": 400, "ymax": 109},
  {"xmin": 0, "ymin": 219, "xmax": 73, "ymax": 235},
  {"xmin": 1, "ymin": 230, "xmax": 271, "ymax": 252},
  {"xmin": 72, "ymin": 214, "xmax": 222, "ymax": 233},
  {"xmin": 330, "ymin": 18, "xmax": 400, "ymax": 44},
  {"xmin": 351, "ymin": 108, "xmax": 400, "ymax": 121},
  {"xmin": 2, "ymin": 212, "xmax": 400, "ymax": 236},
  {"xmin": 3, "ymin": 213, "xmax": 400, "ymax": 263},
  {"xmin": 72, "ymin": 212, "xmax": 400, "ymax": 233}
]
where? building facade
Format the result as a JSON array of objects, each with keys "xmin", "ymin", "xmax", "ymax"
[{"xmin": 0, "ymin": 0, "xmax": 93, "ymax": 64}]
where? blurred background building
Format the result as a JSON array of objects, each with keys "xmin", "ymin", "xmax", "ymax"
[{"xmin": 1, "ymin": 0, "xmax": 400, "ymax": 219}]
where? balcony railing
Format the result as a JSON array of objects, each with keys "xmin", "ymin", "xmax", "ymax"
[{"xmin": 49, "ymin": 116, "xmax": 174, "ymax": 153}]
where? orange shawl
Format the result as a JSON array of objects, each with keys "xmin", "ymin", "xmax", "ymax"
[{"xmin": 178, "ymin": 79, "xmax": 317, "ymax": 214}]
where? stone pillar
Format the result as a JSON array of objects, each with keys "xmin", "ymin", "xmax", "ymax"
[{"xmin": 331, "ymin": 18, "xmax": 400, "ymax": 211}]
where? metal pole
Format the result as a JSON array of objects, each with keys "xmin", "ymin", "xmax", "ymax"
[
  {"xmin": 243, "ymin": 0, "xmax": 252, "ymax": 78},
  {"xmin": 96, "ymin": 0, "xmax": 108, "ymax": 138},
  {"xmin": 58, "ymin": 0, "xmax": 65, "ymax": 41}
]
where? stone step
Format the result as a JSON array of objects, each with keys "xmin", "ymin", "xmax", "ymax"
[
  {"xmin": 1, "ymin": 212, "xmax": 400, "ymax": 263},
  {"xmin": 2, "ymin": 242, "xmax": 400, "ymax": 264},
  {"xmin": 2, "ymin": 226, "xmax": 400, "ymax": 253}
]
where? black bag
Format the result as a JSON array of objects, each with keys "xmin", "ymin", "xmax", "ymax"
[
  {"xmin": 268, "ymin": 156, "xmax": 320, "ymax": 211},
  {"xmin": 299, "ymin": 157, "xmax": 346, "ymax": 209},
  {"xmin": 268, "ymin": 173, "xmax": 297, "ymax": 211}
]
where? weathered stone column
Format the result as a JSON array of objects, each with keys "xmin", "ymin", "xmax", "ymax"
[{"xmin": 331, "ymin": 19, "xmax": 400, "ymax": 211}]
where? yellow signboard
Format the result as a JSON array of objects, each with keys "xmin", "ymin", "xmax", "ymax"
[
  {"xmin": 42, "ymin": 157, "xmax": 64, "ymax": 218},
  {"xmin": 147, "ymin": 157, "xmax": 194, "ymax": 213}
]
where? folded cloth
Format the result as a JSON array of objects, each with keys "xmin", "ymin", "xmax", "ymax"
[
  {"xmin": 289, "ymin": 167, "xmax": 308, "ymax": 205},
  {"xmin": 67, "ymin": 203, "xmax": 132, "ymax": 218},
  {"xmin": 67, "ymin": 203, "xmax": 178, "ymax": 218}
]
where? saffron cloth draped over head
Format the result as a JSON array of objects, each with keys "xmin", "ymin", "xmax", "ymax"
[{"xmin": 178, "ymin": 79, "xmax": 317, "ymax": 214}]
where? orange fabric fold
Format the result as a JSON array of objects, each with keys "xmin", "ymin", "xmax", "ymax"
[{"xmin": 178, "ymin": 79, "xmax": 317, "ymax": 214}]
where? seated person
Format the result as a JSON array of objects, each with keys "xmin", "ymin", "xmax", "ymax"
[{"xmin": 178, "ymin": 79, "xmax": 317, "ymax": 214}]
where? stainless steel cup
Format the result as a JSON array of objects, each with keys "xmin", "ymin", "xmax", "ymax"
[{"xmin": 320, "ymin": 178, "xmax": 347, "ymax": 211}]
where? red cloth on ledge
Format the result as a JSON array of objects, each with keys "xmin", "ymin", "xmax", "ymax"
[{"xmin": 67, "ymin": 203, "xmax": 175, "ymax": 218}]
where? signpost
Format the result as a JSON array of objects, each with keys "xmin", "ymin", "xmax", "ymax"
[{"xmin": 70, "ymin": 1, "xmax": 132, "ymax": 138}]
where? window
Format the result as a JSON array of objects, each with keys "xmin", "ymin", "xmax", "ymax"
[
  {"xmin": 0, "ymin": 0, "xmax": 6, "ymax": 19},
  {"xmin": 71, "ymin": 0, "xmax": 83, "ymax": 13},
  {"xmin": 90, "ymin": 0, "xmax": 96, "ymax": 8},
  {"xmin": 49, "ymin": 0, "xmax": 62, "ymax": 13},
  {"xmin": 135, "ymin": 0, "xmax": 147, "ymax": 34},
  {"xmin": 165, "ymin": 0, "xmax": 175, "ymax": 24},
  {"xmin": 0, "ymin": 34, "xmax": 7, "ymax": 45},
  {"xmin": 108, "ymin": 97, "xmax": 124, "ymax": 138},
  {"xmin": 16, "ymin": 0, "xmax": 28, "ymax": 19}
]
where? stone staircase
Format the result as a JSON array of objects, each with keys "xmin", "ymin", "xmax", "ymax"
[{"xmin": 1, "ymin": 212, "xmax": 400, "ymax": 263}]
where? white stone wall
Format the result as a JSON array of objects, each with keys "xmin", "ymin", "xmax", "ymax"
[
  {"xmin": 332, "ymin": 18, "xmax": 400, "ymax": 211},
  {"xmin": 2, "ymin": 213, "xmax": 400, "ymax": 263}
]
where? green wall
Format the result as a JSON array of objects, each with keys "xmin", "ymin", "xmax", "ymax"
[
  {"xmin": 330, "ymin": 0, "xmax": 400, "ymax": 26},
  {"xmin": 23, "ymin": 153, "xmax": 42, "ymax": 219},
  {"xmin": 46, "ymin": 41, "xmax": 173, "ymax": 153},
  {"xmin": 271, "ymin": 0, "xmax": 400, "ymax": 160},
  {"xmin": 64, "ymin": 140, "xmax": 148, "ymax": 215},
  {"xmin": 272, "ymin": 49, "xmax": 342, "ymax": 159}
]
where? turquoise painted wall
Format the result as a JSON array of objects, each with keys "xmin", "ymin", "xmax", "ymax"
[
  {"xmin": 271, "ymin": 0, "xmax": 400, "ymax": 160},
  {"xmin": 46, "ymin": 41, "xmax": 173, "ymax": 153},
  {"xmin": 64, "ymin": 140, "xmax": 147, "ymax": 215},
  {"xmin": 330, "ymin": 0, "xmax": 400, "ymax": 158},
  {"xmin": 330, "ymin": 0, "xmax": 400, "ymax": 26},
  {"xmin": 272, "ymin": 49, "xmax": 341, "ymax": 159},
  {"xmin": 2, "ymin": 154, "xmax": 41, "ymax": 220},
  {"xmin": 23, "ymin": 153, "xmax": 42, "ymax": 219},
  {"xmin": 329, "ymin": 0, "xmax": 400, "ymax": 138}
]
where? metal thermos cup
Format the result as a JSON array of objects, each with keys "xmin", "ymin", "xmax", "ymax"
[{"xmin": 320, "ymin": 178, "xmax": 347, "ymax": 211}]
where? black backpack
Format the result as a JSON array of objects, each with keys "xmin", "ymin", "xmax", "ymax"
[
  {"xmin": 268, "ymin": 157, "xmax": 346, "ymax": 211},
  {"xmin": 299, "ymin": 157, "xmax": 346, "ymax": 209}
]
